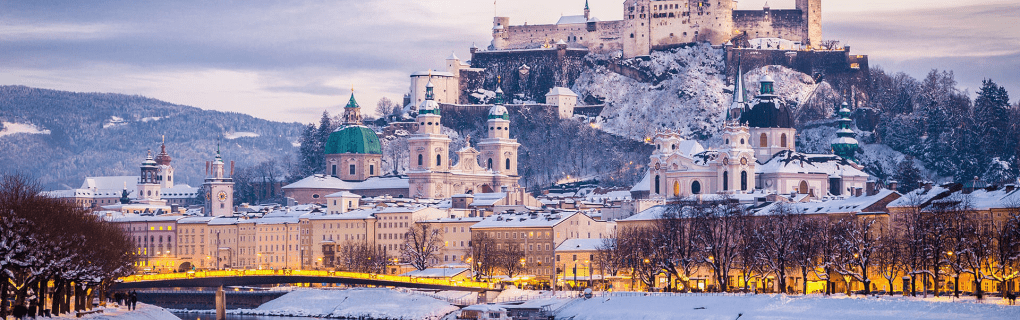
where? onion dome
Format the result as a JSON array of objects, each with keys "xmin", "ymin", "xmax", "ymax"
[
  {"xmin": 831, "ymin": 102, "xmax": 859, "ymax": 161},
  {"xmin": 155, "ymin": 140, "xmax": 172, "ymax": 166},
  {"xmin": 418, "ymin": 79, "xmax": 441, "ymax": 115},
  {"xmin": 488, "ymin": 105, "xmax": 509, "ymax": 120},
  {"xmin": 141, "ymin": 151, "xmax": 157, "ymax": 167},
  {"xmin": 325, "ymin": 126, "xmax": 382, "ymax": 155}
]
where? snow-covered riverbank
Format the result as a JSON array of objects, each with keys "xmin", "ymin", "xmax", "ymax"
[
  {"xmin": 57, "ymin": 303, "xmax": 179, "ymax": 320},
  {"xmin": 175, "ymin": 288, "xmax": 457, "ymax": 320}
]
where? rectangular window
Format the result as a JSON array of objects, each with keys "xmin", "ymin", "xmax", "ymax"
[
  {"xmin": 370, "ymin": 165, "xmax": 374, "ymax": 175},
  {"xmin": 349, "ymin": 165, "xmax": 355, "ymax": 175}
]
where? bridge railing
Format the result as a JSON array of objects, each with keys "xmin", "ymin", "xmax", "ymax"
[{"xmin": 119, "ymin": 269, "xmax": 494, "ymax": 290}]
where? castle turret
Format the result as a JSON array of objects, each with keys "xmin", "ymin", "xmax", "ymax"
[{"xmin": 831, "ymin": 102, "xmax": 859, "ymax": 162}]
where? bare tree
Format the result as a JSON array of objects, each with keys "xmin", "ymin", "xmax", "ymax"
[
  {"xmin": 656, "ymin": 201, "xmax": 701, "ymax": 292},
  {"xmin": 469, "ymin": 232, "xmax": 498, "ymax": 281},
  {"xmin": 831, "ymin": 216, "xmax": 879, "ymax": 295},
  {"xmin": 400, "ymin": 222, "xmax": 445, "ymax": 271},
  {"xmin": 376, "ymin": 97, "xmax": 396, "ymax": 118},
  {"xmin": 693, "ymin": 199, "xmax": 746, "ymax": 292},
  {"xmin": 791, "ymin": 218, "xmax": 824, "ymax": 294},
  {"xmin": 617, "ymin": 226, "xmax": 660, "ymax": 290},
  {"xmin": 756, "ymin": 203, "xmax": 803, "ymax": 294},
  {"xmin": 496, "ymin": 243, "xmax": 526, "ymax": 280},
  {"xmin": 874, "ymin": 233, "xmax": 907, "ymax": 295},
  {"xmin": 336, "ymin": 241, "xmax": 387, "ymax": 274},
  {"xmin": 985, "ymin": 204, "xmax": 1020, "ymax": 298},
  {"xmin": 594, "ymin": 238, "xmax": 622, "ymax": 278},
  {"xmin": 736, "ymin": 213, "xmax": 764, "ymax": 293}
]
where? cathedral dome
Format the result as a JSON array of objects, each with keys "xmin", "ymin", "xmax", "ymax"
[
  {"xmin": 488, "ymin": 105, "xmax": 509, "ymax": 120},
  {"xmin": 325, "ymin": 126, "xmax": 382, "ymax": 155}
]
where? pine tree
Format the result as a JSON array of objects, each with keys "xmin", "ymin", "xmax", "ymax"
[
  {"xmin": 294, "ymin": 123, "xmax": 318, "ymax": 178},
  {"xmin": 973, "ymin": 80, "xmax": 1013, "ymax": 170},
  {"xmin": 893, "ymin": 157, "xmax": 923, "ymax": 193}
]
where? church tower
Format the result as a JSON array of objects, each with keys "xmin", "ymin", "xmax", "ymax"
[
  {"xmin": 584, "ymin": 0, "xmax": 590, "ymax": 20},
  {"xmin": 740, "ymin": 73, "xmax": 797, "ymax": 160},
  {"xmin": 715, "ymin": 124, "xmax": 757, "ymax": 194},
  {"xmin": 477, "ymin": 85, "xmax": 520, "ymax": 177},
  {"xmin": 203, "ymin": 146, "xmax": 234, "ymax": 217},
  {"xmin": 137, "ymin": 150, "xmax": 162, "ymax": 202},
  {"xmin": 408, "ymin": 79, "xmax": 453, "ymax": 198},
  {"xmin": 831, "ymin": 102, "xmax": 859, "ymax": 162},
  {"xmin": 155, "ymin": 136, "xmax": 174, "ymax": 188}
]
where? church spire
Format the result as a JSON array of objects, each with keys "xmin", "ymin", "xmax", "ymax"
[
  {"xmin": 831, "ymin": 102, "xmax": 859, "ymax": 162},
  {"xmin": 727, "ymin": 61, "xmax": 746, "ymax": 123},
  {"xmin": 584, "ymin": 0, "xmax": 590, "ymax": 20}
]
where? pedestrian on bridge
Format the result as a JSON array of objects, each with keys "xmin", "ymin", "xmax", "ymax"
[{"xmin": 129, "ymin": 291, "xmax": 138, "ymax": 310}]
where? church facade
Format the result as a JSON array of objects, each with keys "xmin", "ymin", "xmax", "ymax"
[{"xmin": 647, "ymin": 67, "xmax": 867, "ymax": 199}]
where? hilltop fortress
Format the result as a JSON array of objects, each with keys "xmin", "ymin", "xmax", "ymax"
[{"xmin": 491, "ymin": 0, "xmax": 822, "ymax": 58}]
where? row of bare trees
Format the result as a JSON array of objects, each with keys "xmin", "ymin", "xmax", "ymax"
[
  {"xmin": 469, "ymin": 232, "xmax": 527, "ymax": 281},
  {"xmin": 0, "ymin": 174, "xmax": 135, "ymax": 317},
  {"xmin": 597, "ymin": 197, "xmax": 1020, "ymax": 298},
  {"xmin": 331, "ymin": 241, "xmax": 389, "ymax": 274}
]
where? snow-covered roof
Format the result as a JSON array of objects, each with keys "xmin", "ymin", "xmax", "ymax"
[
  {"xmin": 468, "ymin": 192, "xmax": 508, "ymax": 207},
  {"xmin": 110, "ymin": 214, "xmax": 184, "ymax": 223},
  {"xmin": 326, "ymin": 191, "xmax": 362, "ymax": 198},
  {"xmin": 446, "ymin": 52, "xmax": 459, "ymax": 60},
  {"xmin": 162, "ymin": 184, "xmax": 199, "ymax": 198},
  {"xmin": 410, "ymin": 71, "xmax": 455, "ymax": 77},
  {"xmin": 887, "ymin": 185, "xmax": 953, "ymax": 208},
  {"xmin": 753, "ymin": 189, "xmax": 899, "ymax": 216},
  {"xmin": 756, "ymin": 150, "xmax": 869, "ymax": 177},
  {"xmin": 81, "ymin": 175, "xmax": 138, "ymax": 191},
  {"xmin": 556, "ymin": 15, "xmax": 596, "ymax": 25},
  {"xmin": 178, "ymin": 216, "xmax": 214, "ymax": 224},
  {"xmin": 556, "ymin": 238, "xmax": 608, "ymax": 252},
  {"xmin": 546, "ymin": 87, "xmax": 578, "ymax": 97},
  {"xmin": 422, "ymin": 216, "xmax": 484, "ymax": 224},
  {"xmin": 472, "ymin": 210, "xmax": 579, "ymax": 229},
  {"xmin": 282, "ymin": 175, "xmax": 409, "ymax": 191},
  {"xmin": 622, "ymin": 205, "xmax": 668, "ymax": 221},
  {"xmin": 585, "ymin": 190, "xmax": 632, "ymax": 202}
]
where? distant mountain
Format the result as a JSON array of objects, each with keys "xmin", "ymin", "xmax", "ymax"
[{"xmin": 0, "ymin": 85, "xmax": 304, "ymax": 190}]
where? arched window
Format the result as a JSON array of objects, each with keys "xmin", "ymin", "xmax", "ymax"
[
  {"xmin": 691, "ymin": 181, "xmax": 701, "ymax": 194},
  {"xmin": 673, "ymin": 181, "xmax": 680, "ymax": 197},
  {"xmin": 654, "ymin": 175, "xmax": 661, "ymax": 194},
  {"xmin": 436, "ymin": 154, "xmax": 442, "ymax": 166},
  {"xmin": 740, "ymin": 171, "xmax": 748, "ymax": 191},
  {"xmin": 487, "ymin": 158, "xmax": 493, "ymax": 169},
  {"xmin": 760, "ymin": 133, "xmax": 768, "ymax": 147},
  {"xmin": 799, "ymin": 180, "xmax": 809, "ymax": 194},
  {"xmin": 722, "ymin": 171, "xmax": 729, "ymax": 191},
  {"xmin": 417, "ymin": 154, "xmax": 423, "ymax": 166},
  {"xmin": 505, "ymin": 158, "xmax": 511, "ymax": 170},
  {"xmin": 781, "ymin": 133, "xmax": 788, "ymax": 148}
]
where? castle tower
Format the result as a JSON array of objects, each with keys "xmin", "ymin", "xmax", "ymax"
[
  {"xmin": 546, "ymin": 86, "xmax": 578, "ymax": 119},
  {"xmin": 584, "ymin": 0, "xmax": 590, "ymax": 20},
  {"xmin": 325, "ymin": 90, "xmax": 382, "ymax": 180},
  {"xmin": 491, "ymin": 16, "xmax": 510, "ymax": 50},
  {"xmin": 137, "ymin": 150, "xmax": 162, "ymax": 202},
  {"xmin": 155, "ymin": 136, "xmax": 174, "ymax": 189},
  {"xmin": 477, "ymin": 86, "xmax": 520, "ymax": 177},
  {"xmin": 796, "ymin": 0, "xmax": 822, "ymax": 48},
  {"xmin": 739, "ymin": 73, "xmax": 797, "ymax": 160},
  {"xmin": 830, "ymin": 102, "xmax": 859, "ymax": 162},
  {"xmin": 203, "ymin": 146, "xmax": 234, "ymax": 217}
]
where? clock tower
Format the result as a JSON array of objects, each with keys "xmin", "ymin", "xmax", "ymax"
[{"xmin": 203, "ymin": 146, "xmax": 234, "ymax": 217}]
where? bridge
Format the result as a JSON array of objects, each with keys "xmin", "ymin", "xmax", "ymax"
[{"xmin": 112, "ymin": 269, "xmax": 497, "ymax": 292}]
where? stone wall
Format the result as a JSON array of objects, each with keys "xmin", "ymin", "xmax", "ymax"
[
  {"xmin": 469, "ymin": 47, "xmax": 590, "ymax": 103},
  {"xmin": 498, "ymin": 20, "xmax": 624, "ymax": 52},
  {"xmin": 725, "ymin": 47, "xmax": 871, "ymax": 101},
  {"xmin": 732, "ymin": 9, "xmax": 806, "ymax": 43}
]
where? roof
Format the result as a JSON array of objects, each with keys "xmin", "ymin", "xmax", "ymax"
[
  {"xmin": 410, "ymin": 71, "xmax": 455, "ymax": 77},
  {"xmin": 752, "ymin": 189, "xmax": 899, "ymax": 216},
  {"xmin": 630, "ymin": 171, "xmax": 650, "ymax": 192},
  {"xmin": 622, "ymin": 205, "xmax": 668, "ymax": 221},
  {"xmin": 325, "ymin": 125, "xmax": 382, "ymax": 155},
  {"xmin": 472, "ymin": 210, "xmax": 579, "ymax": 229},
  {"xmin": 326, "ymin": 191, "xmax": 362, "ymax": 198},
  {"xmin": 283, "ymin": 175, "xmax": 409, "ymax": 191},
  {"xmin": 556, "ymin": 15, "xmax": 592, "ymax": 25},
  {"xmin": 556, "ymin": 238, "xmax": 609, "ymax": 252},
  {"xmin": 400, "ymin": 267, "xmax": 469, "ymax": 278},
  {"xmin": 488, "ymin": 105, "xmax": 509, "ymax": 120},
  {"xmin": 162, "ymin": 184, "xmax": 199, "ymax": 198},
  {"xmin": 740, "ymin": 99, "xmax": 794, "ymax": 128},
  {"xmin": 546, "ymin": 87, "xmax": 578, "ymax": 97},
  {"xmin": 81, "ymin": 176, "xmax": 139, "ymax": 191},
  {"xmin": 468, "ymin": 192, "xmax": 508, "ymax": 207},
  {"xmin": 756, "ymin": 150, "xmax": 869, "ymax": 178},
  {"xmin": 446, "ymin": 52, "xmax": 459, "ymax": 60}
]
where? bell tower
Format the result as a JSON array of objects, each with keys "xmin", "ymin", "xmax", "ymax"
[
  {"xmin": 203, "ymin": 145, "xmax": 234, "ymax": 217},
  {"xmin": 477, "ymin": 85, "xmax": 520, "ymax": 176},
  {"xmin": 155, "ymin": 135, "xmax": 174, "ymax": 188}
]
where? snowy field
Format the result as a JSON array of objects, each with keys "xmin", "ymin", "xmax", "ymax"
[{"xmin": 555, "ymin": 293, "xmax": 1020, "ymax": 320}]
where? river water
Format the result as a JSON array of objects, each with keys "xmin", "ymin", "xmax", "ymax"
[{"xmin": 171, "ymin": 312, "xmax": 324, "ymax": 320}]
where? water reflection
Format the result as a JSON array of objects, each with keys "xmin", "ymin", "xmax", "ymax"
[{"xmin": 171, "ymin": 312, "xmax": 324, "ymax": 320}]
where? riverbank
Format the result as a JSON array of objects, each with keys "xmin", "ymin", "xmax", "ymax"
[
  {"xmin": 54, "ymin": 303, "xmax": 179, "ymax": 320},
  {"xmin": 174, "ymin": 288, "xmax": 457, "ymax": 320}
]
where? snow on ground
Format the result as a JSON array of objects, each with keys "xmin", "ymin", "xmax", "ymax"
[
  {"xmin": 56, "ymin": 303, "xmax": 179, "ymax": 320},
  {"xmin": 555, "ymin": 293, "xmax": 1020, "ymax": 320},
  {"xmin": 0, "ymin": 121, "xmax": 51, "ymax": 137},
  {"xmin": 229, "ymin": 288, "xmax": 458, "ymax": 319},
  {"xmin": 224, "ymin": 131, "xmax": 260, "ymax": 139}
]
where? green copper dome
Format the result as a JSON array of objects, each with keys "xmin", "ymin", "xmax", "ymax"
[{"xmin": 325, "ymin": 126, "xmax": 382, "ymax": 155}]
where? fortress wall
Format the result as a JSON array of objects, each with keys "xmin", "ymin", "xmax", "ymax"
[
  {"xmin": 469, "ymin": 48, "xmax": 589, "ymax": 103},
  {"xmin": 458, "ymin": 69, "xmax": 487, "ymax": 104},
  {"xmin": 503, "ymin": 21, "xmax": 624, "ymax": 52},
  {"xmin": 726, "ymin": 48, "xmax": 870, "ymax": 103},
  {"xmin": 732, "ymin": 10, "xmax": 806, "ymax": 43}
]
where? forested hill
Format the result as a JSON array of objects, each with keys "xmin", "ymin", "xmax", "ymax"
[{"xmin": 0, "ymin": 85, "xmax": 303, "ymax": 190}]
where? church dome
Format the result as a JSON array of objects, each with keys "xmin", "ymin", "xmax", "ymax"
[
  {"xmin": 324, "ymin": 126, "xmax": 382, "ymax": 155},
  {"xmin": 417, "ymin": 79, "xmax": 441, "ymax": 115},
  {"xmin": 488, "ymin": 105, "xmax": 509, "ymax": 120},
  {"xmin": 739, "ymin": 100, "xmax": 794, "ymax": 128}
]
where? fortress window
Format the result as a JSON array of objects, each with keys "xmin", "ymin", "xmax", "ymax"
[
  {"xmin": 331, "ymin": 165, "xmax": 337, "ymax": 176},
  {"xmin": 630, "ymin": 33, "xmax": 634, "ymax": 38}
]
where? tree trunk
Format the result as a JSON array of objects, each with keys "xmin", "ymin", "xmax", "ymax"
[
  {"xmin": 954, "ymin": 274, "xmax": 961, "ymax": 298},
  {"xmin": 801, "ymin": 267, "xmax": 809, "ymax": 295},
  {"xmin": 887, "ymin": 277, "xmax": 895, "ymax": 296},
  {"xmin": 63, "ymin": 281, "xmax": 72, "ymax": 314},
  {"xmin": 38, "ymin": 278, "xmax": 47, "ymax": 316},
  {"xmin": 51, "ymin": 280, "xmax": 61, "ymax": 316},
  {"xmin": 1, "ymin": 275, "xmax": 9, "ymax": 319},
  {"xmin": 976, "ymin": 279, "xmax": 984, "ymax": 300},
  {"xmin": 910, "ymin": 274, "xmax": 917, "ymax": 296}
]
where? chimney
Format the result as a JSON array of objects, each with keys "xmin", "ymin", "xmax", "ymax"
[
  {"xmin": 923, "ymin": 181, "xmax": 933, "ymax": 192},
  {"xmin": 887, "ymin": 180, "xmax": 899, "ymax": 193},
  {"xmin": 866, "ymin": 181, "xmax": 876, "ymax": 196},
  {"xmin": 1005, "ymin": 184, "xmax": 1016, "ymax": 192}
]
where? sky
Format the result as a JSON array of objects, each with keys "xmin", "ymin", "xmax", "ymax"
[{"xmin": 1, "ymin": 0, "xmax": 1017, "ymax": 124}]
